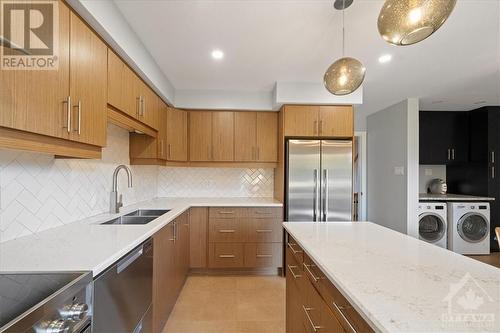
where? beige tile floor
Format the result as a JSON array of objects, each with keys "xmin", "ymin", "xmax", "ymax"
[{"xmin": 163, "ymin": 275, "xmax": 286, "ymax": 333}]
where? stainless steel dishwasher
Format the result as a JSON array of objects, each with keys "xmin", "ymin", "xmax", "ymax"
[{"xmin": 93, "ymin": 239, "xmax": 153, "ymax": 333}]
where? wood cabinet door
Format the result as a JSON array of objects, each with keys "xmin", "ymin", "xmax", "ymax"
[
  {"xmin": 107, "ymin": 50, "xmax": 124, "ymax": 112},
  {"xmin": 153, "ymin": 223, "xmax": 176, "ymax": 333},
  {"xmin": 69, "ymin": 12, "xmax": 107, "ymax": 147},
  {"xmin": 140, "ymin": 82, "xmax": 158, "ymax": 130},
  {"xmin": 0, "ymin": 1, "xmax": 70, "ymax": 139},
  {"xmin": 284, "ymin": 105, "xmax": 319, "ymax": 137},
  {"xmin": 256, "ymin": 112, "xmax": 278, "ymax": 161},
  {"xmin": 123, "ymin": 65, "xmax": 140, "ymax": 118},
  {"xmin": 234, "ymin": 112, "xmax": 257, "ymax": 161},
  {"xmin": 157, "ymin": 99, "xmax": 168, "ymax": 160},
  {"xmin": 189, "ymin": 111, "xmax": 213, "ymax": 161},
  {"xmin": 189, "ymin": 208, "xmax": 208, "ymax": 268},
  {"xmin": 319, "ymin": 105, "xmax": 353, "ymax": 137},
  {"xmin": 174, "ymin": 214, "xmax": 190, "ymax": 292},
  {"xmin": 167, "ymin": 107, "xmax": 188, "ymax": 161},
  {"xmin": 212, "ymin": 111, "xmax": 234, "ymax": 161}
]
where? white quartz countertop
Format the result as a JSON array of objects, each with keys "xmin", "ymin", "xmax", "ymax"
[
  {"xmin": 283, "ymin": 222, "xmax": 500, "ymax": 333},
  {"xmin": 0, "ymin": 197, "xmax": 281, "ymax": 276},
  {"xmin": 419, "ymin": 193, "xmax": 495, "ymax": 201}
]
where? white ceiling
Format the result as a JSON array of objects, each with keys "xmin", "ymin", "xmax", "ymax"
[{"xmin": 114, "ymin": 0, "xmax": 500, "ymax": 127}]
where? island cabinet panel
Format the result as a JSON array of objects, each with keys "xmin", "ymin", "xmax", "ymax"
[
  {"xmin": 152, "ymin": 213, "xmax": 190, "ymax": 333},
  {"xmin": 285, "ymin": 232, "xmax": 374, "ymax": 333},
  {"xmin": 207, "ymin": 207, "xmax": 283, "ymax": 269}
]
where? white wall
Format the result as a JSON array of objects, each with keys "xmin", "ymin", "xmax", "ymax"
[
  {"xmin": 367, "ymin": 99, "xmax": 419, "ymax": 237},
  {"xmin": 419, "ymin": 165, "xmax": 447, "ymax": 193},
  {"xmin": 0, "ymin": 125, "xmax": 274, "ymax": 244}
]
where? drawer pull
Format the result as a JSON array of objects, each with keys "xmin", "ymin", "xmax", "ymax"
[
  {"xmin": 219, "ymin": 254, "xmax": 236, "ymax": 258},
  {"xmin": 256, "ymin": 229, "xmax": 273, "ymax": 233},
  {"xmin": 256, "ymin": 254, "xmax": 272, "ymax": 258},
  {"xmin": 287, "ymin": 242, "xmax": 303, "ymax": 254},
  {"xmin": 287, "ymin": 265, "xmax": 302, "ymax": 279},
  {"xmin": 218, "ymin": 211, "xmax": 235, "ymax": 214},
  {"xmin": 303, "ymin": 306, "xmax": 322, "ymax": 332},
  {"xmin": 332, "ymin": 301, "xmax": 357, "ymax": 333},
  {"xmin": 219, "ymin": 229, "xmax": 236, "ymax": 233},
  {"xmin": 303, "ymin": 263, "xmax": 323, "ymax": 283},
  {"xmin": 255, "ymin": 211, "xmax": 271, "ymax": 214}
]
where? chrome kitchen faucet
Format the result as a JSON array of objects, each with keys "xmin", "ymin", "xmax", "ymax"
[{"xmin": 110, "ymin": 165, "xmax": 133, "ymax": 213}]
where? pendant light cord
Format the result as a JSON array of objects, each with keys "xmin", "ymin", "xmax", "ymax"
[{"xmin": 342, "ymin": 0, "xmax": 345, "ymax": 57}]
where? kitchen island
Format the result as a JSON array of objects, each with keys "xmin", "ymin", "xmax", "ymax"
[{"xmin": 283, "ymin": 222, "xmax": 500, "ymax": 333}]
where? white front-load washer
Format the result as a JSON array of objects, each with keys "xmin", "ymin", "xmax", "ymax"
[
  {"xmin": 447, "ymin": 202, "xmax": 490, "ymax": 255},
  {"xmin": 417, "ymin": 202, "xmax": 447, "ymax": 248}
]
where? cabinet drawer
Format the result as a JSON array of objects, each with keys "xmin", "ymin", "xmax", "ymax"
[
  {"xmin": 209, "ymin": 243, "xmax": 244, "ymax": 268},
  {"xmin": 286, "ymin": 234, "xmax": 304, "ymax": 264},
  {"xmin": 244, "ymin": 243, "xmax": 282, "ymax": 268},
  {"xmin": 209, "ymin": 207, "xmax": 246, "ymax": 219},
  {"xmin": 247, "ymin": 218, "xmax": 282, "ymax": 243},
  {"xmin": 248, "ymin": 207, "xmax": 282, "ymax": 218},
  {"xmin": 209, "ymin": 218, "xmax": 246, "ymax": 243}
]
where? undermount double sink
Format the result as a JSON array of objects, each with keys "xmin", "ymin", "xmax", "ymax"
[{"xmin": 101, "ymin": 209, "xmax": 170, "ymax": 225}]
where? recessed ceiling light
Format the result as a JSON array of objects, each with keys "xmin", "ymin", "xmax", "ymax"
[
  {"xmin": 378, "ymin": 54, "xmax": 392, "ymax": 63},
  {"xmin": 211, "ymin": 49, "xmax": 224, "ymax": 60}
]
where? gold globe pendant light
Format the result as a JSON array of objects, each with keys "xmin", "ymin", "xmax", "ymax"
[
  {"xmin": 324, "ymin": 0, "xmax": 365, "ymax": 96},
  {"xmin": 378, "ymin": 0, "xmax": 457, "ymax": 46}
]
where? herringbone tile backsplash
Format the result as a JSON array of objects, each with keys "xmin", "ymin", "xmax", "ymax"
[{"xmin": 0, "ymin": 124, "xmax": 274, "ymax": 243}]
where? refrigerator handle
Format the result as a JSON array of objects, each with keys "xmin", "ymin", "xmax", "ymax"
[
  {"xmin": 323, "ymin": 169, "xmax": 328, "ymax": 222},
  {"xmin": 313, "ymin": 169, "xmax": 318, "ymax": 222}
]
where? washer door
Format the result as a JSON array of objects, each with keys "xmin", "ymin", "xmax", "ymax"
[
  {"xmin": 419, "ymin": 213, "xmax": 446, "ymax": 242},
  {"xmin": 457, "ymin": 213, "xmax": 489, "ymax": 243}
]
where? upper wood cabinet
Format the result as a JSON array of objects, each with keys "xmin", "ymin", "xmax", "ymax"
[
  {"xmin": 107, "ymin": 51, "xmax": 137, "ymax": 119},
  {"xmin": 0, "ymin": 1, "xmax": 70, "ymax": 141},
  {"xmin": 167, "ymin": 107, "xmax": 188, "ymax": 161},
  {"xmin": 69, "ymin": 12, "xmax": 107, "ymax": 147},
  {"xmin": 235, "ymin": 112, "xmax": 277, "ymax": 162},
  {"xmin": 189, "ymin": 111, "xmax": 212, "ymax": 161},
  {"xmin": 189, "ymin": 111, "xmax": 235, "ymax": 162},
  {"xmin": 212, "ymin": 112, "xmax": 234, "ymax": 161},
  {"xmin": 284, "ymin": 105, "xmax": 353, "ymax": 138},
  {"xmin": 136, "ymin": 80, "xmax": 158, "ymax": 130},
  {"xmin": 157, "ymin": 99, "xmax": 168, "ymax": 160}
]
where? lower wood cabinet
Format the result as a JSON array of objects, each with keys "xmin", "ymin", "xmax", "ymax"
[
  {"xmin": 285, "ymin": 232, "xmax": 374, "ymax": 333},
  {"xmin": 152, "ymin": 212, "xmax": 190, "ymax": 333}
]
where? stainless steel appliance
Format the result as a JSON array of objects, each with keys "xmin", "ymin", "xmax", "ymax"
[
  {"xmin": 286, "ymin": 139, "xmax": 353, "ymax": 222},
  {"xmin": 93, "ymin": 239, "xmax": 153, "ymax": 333},
  {"xmin": 0, "ymin": 272, "xmax": 93, "ymax": 333}
]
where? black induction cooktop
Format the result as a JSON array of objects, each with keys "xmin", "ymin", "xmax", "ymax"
[{"xmin": 0, "ymin": 272, "xmax": 84, "ymax": 328}]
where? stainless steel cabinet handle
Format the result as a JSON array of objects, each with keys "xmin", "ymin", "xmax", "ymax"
[
  {"xmin": 142, "ymin": 97, "xmax": 146, "ymax": 117},
  {"xmin": 452, "ymin": 148, "xmax": 455, "ymax": 160},
  {"xmin": 287, "ymin": 242, "xmax": 302, "ymax": 254},
  {"xmin": 218, "ymin": 229, "xmax": 235, "ymax": 233},
  {"xmin": 169, "ymin": 222, "xmax": 176, "ymax": 241},
  {"xmin": 332, "ymin": 301, "xmax": 358, "ymax": 333},
  {"xmin": 303, "ymin": 306, "xmax": 322, "ymax": 332},
  {"xmin": 160, "ymin": 140, "xmax": 164, "ymax": 157},
  {"xmin": 303, "ymin": 262, "xmax": 322, "ymax": 282},
  {"xmin": 313, "ymin": 169, "xmax": 318, "ymax": 221},
  {"xmin": 218, "ymin": 211, "xmax": 234, "ymax": 214},
  {"xmin": 319, "ymin": 120, "xmax": 323, "ymax": 135},
  {"xmin": 492, "ymin": 166, "xmax": 495, "ymax": 179},
  {"xmin": 219, "ymin": 254, "xmax": 235, "ymax": 258},
  {"xmin": 447, "ymin": 148, "xmax": 451, "ymax": 160},
  {"xmin": 136, "ymin": 96, "xmax": 141, "ymax": 117},
  {"xmin": 168, "ymin": 143, "xmax": 171, "ymax": 159},
  {"xmin": 64, "ymin": 96, "xmax": 71, "ymax": 133},
  {"xmin": 287, "ymin": 264, "xmax": 302, "ymax": 279},
  {"xmin": 256, "ymin": 254, "xmax": 272, "ymax": 258},
  {"xmin": 75, "ymin": 101, "xmax": 81, "ymax": 135},
  {"xmin": 117, "ymin": 245, "xmax": 144, "ymax": 274},
  {"xmin": 323, "ymin": 169, "xmax": 328, "ymax": 222},
  {"xmin": 256, "ymin": 229, "xmax": 273, "ymax": 233},
  {"xmin": 492, "ymin": 151, "xmax": 495, "ymax": 163}
]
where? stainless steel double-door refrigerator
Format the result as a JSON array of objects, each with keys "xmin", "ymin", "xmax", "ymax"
[{"xmin": 285, "ymin": 139, "xmax": 353, "ymax": 222}]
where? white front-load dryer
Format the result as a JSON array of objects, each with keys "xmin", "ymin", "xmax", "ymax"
[
  {"xmin": 447, "ymin": 202, "xmax": 490, "ymax": 255},
  {"xmin": 417, "ymin": 202, "xmax": 447, "ymax": 248}
]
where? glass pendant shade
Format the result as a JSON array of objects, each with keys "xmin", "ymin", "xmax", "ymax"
[
  {"xmin": 324, "ymin": 57, "xmax": 365, "ymax": 96},
  {"xmin": 378, "ymin": 0, "xmax": 457, "ymax": 46}
]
